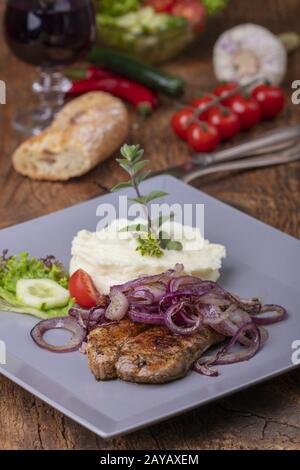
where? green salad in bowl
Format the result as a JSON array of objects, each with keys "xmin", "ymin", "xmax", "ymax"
[{"xmin": 96, "ymin": 0, "xmax": 228, "ymax": 64}]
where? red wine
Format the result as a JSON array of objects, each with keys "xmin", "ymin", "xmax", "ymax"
[{"xmin": 5, "ymin": 0, "xmax": 96, "ymax": 67}]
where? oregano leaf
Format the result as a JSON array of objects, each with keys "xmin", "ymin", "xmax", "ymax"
[
  {"xmin": 119, "ymin": 161, "xmax": 133, "ymax": 174},
  {"xmin": 166, "ymin": 240, "xmax": 183, "ymax": 251},
  {"xmin": 120, "ymin": 144, "xmax": 144, "ymax": 162},
  {"xmin": 111, "ymin": 181, "xmax": 133, "ymax": 192},
  {"xmin": 119, "ymin": 223, "xmax": 148, "ymax": 233},
  {"xmin": 158, "ymin": 230, "xmax": 171, "ymax": 249},
  {"xmin": 135, "ymin": 170, "xmax": 151, "ymax": 185},
  {"xmin": 155, "ymin": 212, "xmax": 175, "ymax": 227},
  {"xmin": 144, "ymin": 191, "xmax": 168, "ymax": 203},
  {"xmin": 128, "ymin": 196, "xmax": 148, "ymax": 204},
  {"xmin": 132, "ymin": 160, "xmax": 149, "ymax": 174}
]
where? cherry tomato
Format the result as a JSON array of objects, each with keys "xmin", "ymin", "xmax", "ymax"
[
  {"xmin": 229, "ymin": 95, "xmax": 261, "ymax": 130},
  {"xmin": 171, "ymin": 107, "xmax": 194, "ymax": 140},
  {"xmin": 144, "ymin": 0, "xmax": 176, "ymax": 12},
  {"xmin": 187, "ymin": 122, "xmax": 220, "ymax": 152},
  {"xmin": 208, "ymin": 106, "xmax": 240, "ymax": 140},
  {"xmin": 251, "ymin": 83, "xmax": 285, "ymax": 120},
  {"xmin": 172, "ymin": 0, "xmax": 206, "ymax": 32},
  {"xmin": 213, "ymin": 82, "xmax": 238, "ymax": 106},
  {"xmin": 69, "ymin": 269, "xmax": 98, "ymax": 308},
  {"xmin": 191, "ymin": 95, "xmax": 214, "ymax": 120}
]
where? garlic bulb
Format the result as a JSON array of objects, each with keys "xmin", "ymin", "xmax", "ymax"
[{"xmin": 213, "ymin": 23, "xmax": 287, "ymax": 85}]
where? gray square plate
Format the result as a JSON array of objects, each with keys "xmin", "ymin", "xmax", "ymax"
[{"xmin": 0, "ymin": 175, "xmax": 300, "ymax": 438}]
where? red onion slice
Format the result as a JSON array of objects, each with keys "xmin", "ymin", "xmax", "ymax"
[
  {"xmin": 226, "ymin": 292, "xmax": 262, "ymax": 315},
  {"xmin": 105, "ymin": 287, "xmax": 129, "ymax": 321},
  {"xmin": 178, "ymin": 309, "xmax": 199, "ymax": 325},
  {"xmin": 69, "ymin": 306, "xmax": 107, "ymax": 331},
  {"xmin": 115, "ymin": 267, "xmax": 180, "ymax": 293},
  {"xmin": 205, "ymin": 316, "xmax": 239, "ymax": 337},
  {"xmin": 164, "ymin": 302, "xmax": 203, "ymax": 335},
  {"xmin": 128, "ymin": 288, "xmax": 155, "ymax": 305},
  {"xmin": 159, "ymin": 286, "xmax": 213, "ymax": 313},
  {"xmin": 141, "ymin": 284, "xmax": 166, "ymax": 302},
  {"xmin": 86, "ymin": 306, "xmax": 107, "ymax": 332},
  {"xmin": 69, "ymin": 306, "xmax": 90, "ymax": 323},
  {"xmin": 168, "ymin": 275, "xmax": 203, "ymax": 293},
  {"xmin": 222, "ymin": 307, "xmax": 255, "ymax": 345},
  {"xmin": 258, "ymin": 326, "xmax": 269, "ymax": 344},
  {"xmin": 252, "ymin": 304, "xmax": 287, "ymax": 325},
  {"xmin": 128, "ymin": 309, "xmax": 165, "ymax": 325},
  {"xmin": 202, "ymin": 283, "xmax": 262, "ymax": 315},
  {"xmin": 30, "ymin": 317, "xmax": 86, "ymax": 353},
  {"xmin": 193, "ymin": 362, "xmax": 219, "ymax": 377},
  {"xmin": 213, "ymin": 321, "xmax": 261, "ymax": 365},
  {"xmin": 194, "ymin": 321, "xmax": 261, "ymax": 376}
]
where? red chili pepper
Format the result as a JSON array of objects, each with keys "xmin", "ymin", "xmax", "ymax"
[{"xmin": 66, "ymin": 67, "xmax": 159, "ymax": 113}]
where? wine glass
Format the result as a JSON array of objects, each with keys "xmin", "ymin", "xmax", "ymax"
[{"xmin": 4, "ymin": 0, "xmax": 96, "ymax": 135}]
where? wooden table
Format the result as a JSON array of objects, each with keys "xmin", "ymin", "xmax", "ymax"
[{"xmin": 0, "ymin": 0, "xmax": 300, "ymax": 450}]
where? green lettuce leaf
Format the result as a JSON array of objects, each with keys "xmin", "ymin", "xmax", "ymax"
[
  {"xmin": 0, "ymin": 297, "xmax": 74, "ymax": 320},
  {"xmin": 0, "ymin": 252, "xmax": 73, "ymax": 319}
]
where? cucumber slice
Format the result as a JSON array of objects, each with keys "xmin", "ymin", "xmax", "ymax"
[{"xmin": 16, "ymin": 279, "xmax": 70, "ymax": 310}]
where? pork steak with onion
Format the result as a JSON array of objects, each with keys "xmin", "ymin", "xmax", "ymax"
[
  {"xmin": 86, "ymin": 318, "xmax": 147, "ymax": 380},
  {"xmin": 87, "ymin": 317, "xmax": 224, "ymax": 383},
  {"xmin": 115, "ymin": 325, "xmax": 224, "ymax": 384}
]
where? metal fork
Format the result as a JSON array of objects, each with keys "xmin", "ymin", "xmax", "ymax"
[
  {"xmin": 184, "ymin": 147, "xmax": 300, "ymax": 183},
  {"xmin": 191, "ymin": 124, "xmax": 300, "ymax": 167},
  {"xmin": 158, "ymin": 140, "xmax": 300, "ymax": 183}
]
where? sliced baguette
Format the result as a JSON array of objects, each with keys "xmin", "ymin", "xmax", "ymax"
[{"xmin": 12, "ymin": 92, "xmax": 129, "ymax": 181}]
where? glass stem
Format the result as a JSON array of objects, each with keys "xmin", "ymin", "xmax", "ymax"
[{"xmin": 32, "ymin": 68, "xmax": 72, "ymax": 121}]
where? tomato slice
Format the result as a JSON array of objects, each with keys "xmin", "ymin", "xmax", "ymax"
[
  {"xmin": 144, "ymin": 0, "xmax": 176, "ymax": 12},
  {"xmin": 172, "ymin": 0, "xmax": 206, "ymax": 31},
  {"xmin": 69, "ymin": 269, "xmax": 98, "ymax": 308}
]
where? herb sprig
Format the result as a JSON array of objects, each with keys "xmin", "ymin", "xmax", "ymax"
[{"xmin": 111, "ymin": 144, "xmax": 183, "ymax": 257}]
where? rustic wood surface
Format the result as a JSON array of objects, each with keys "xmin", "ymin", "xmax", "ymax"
[{"xmin": 0, "ymin": 0, "xmax": 300, "ymax": 450}]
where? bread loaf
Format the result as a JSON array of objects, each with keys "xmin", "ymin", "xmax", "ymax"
[{"xmin": 12, "ymin": 92, "xmax": 129, "ymax": 181}]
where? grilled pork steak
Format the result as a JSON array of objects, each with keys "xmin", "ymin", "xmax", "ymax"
[
  {"xmin": 116, "ymin": 325, "xmax": 224, "ymax": 384},
  {"xmin": 87, "ymin": 319, "xmax": 147, "ymax": 380}
]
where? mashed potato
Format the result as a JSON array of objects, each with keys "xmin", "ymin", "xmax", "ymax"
[{"xmin": 70, "ymin": 219, "xmax": 226, "ymax": 294}]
